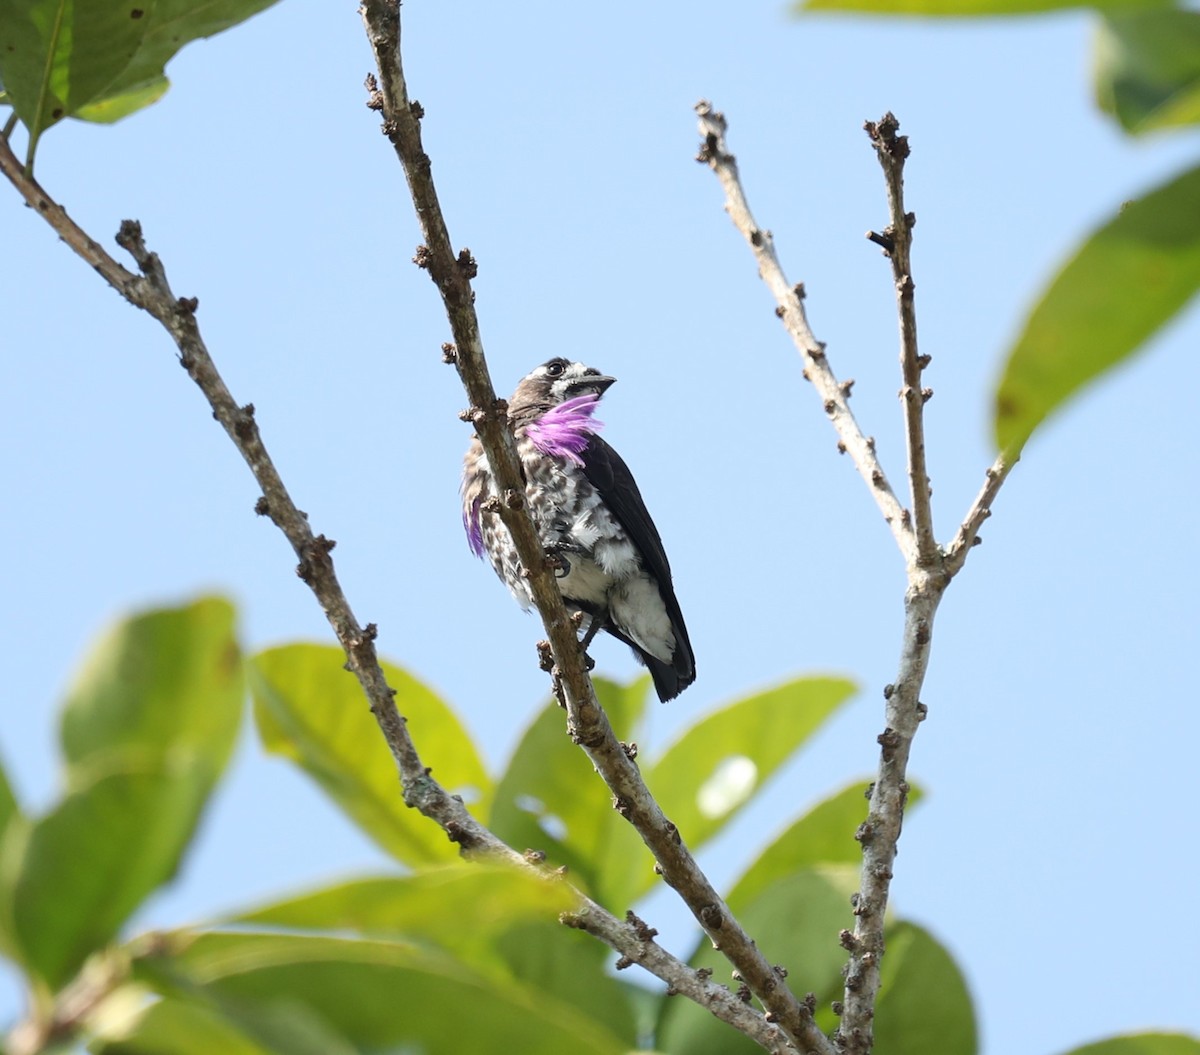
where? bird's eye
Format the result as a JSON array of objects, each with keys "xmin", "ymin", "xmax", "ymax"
[{"xmin": 546, "ymin": 361, "xmax": 566, "ymax": 377}]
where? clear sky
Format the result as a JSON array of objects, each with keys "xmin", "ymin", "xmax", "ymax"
[{"xmin": 3, "ymin": 1, "xmax": 1198, "ymax": 1052}]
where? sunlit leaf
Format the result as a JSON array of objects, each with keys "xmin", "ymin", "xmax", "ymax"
[
  {"xmin": 488, "ymin": 675, "xmax": 651, "ymax": 902},
  {"xmin": 1095, "ymin": 10, "xmax": 1200, "ymax": 134},
  {"xmin": 250, "ymin": 644, "xmax": 491, "ymax": 867},
  {"xmin": 632, "ymin": 676, "xmax": 856, "ymax": 900},
  {"xmin": 138, "ymin": 931, "xmax": 630, "ymax": 1055},
  {"xmin": 727, "ymin": 780, "xmax": 922, "ymax": 909},
  {"xmin": 994, "ymin": 162, "xmax": 1200, "ymax": 453},
  {"xmin": 1, "ymin": 597, "xmax": 241, "ymax": 990},
  {"xmin": 798, "ymin": 0, "xmax": 1170, "ymax": 15}
]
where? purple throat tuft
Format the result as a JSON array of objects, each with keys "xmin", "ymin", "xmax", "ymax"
[
  {"xmin": 525, "ymin": 394, "xmax": 605, "ymax": 467},
  {"xmin": 463, "ymin": 395, "xmax": 604, "ymax": 556}
]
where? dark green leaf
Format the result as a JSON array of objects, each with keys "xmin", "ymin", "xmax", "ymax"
[
  {"xmin": 1061, "ymin": 1035, "xmax": 1200, "ymax": 1055},
  {"xmin": 727, "ymin": 780, "xmax": 922, "ymax": 909},
  {"xmin": 250, "ymin": 644, "xmax": 491, "ymax": 867},
  {"xmin": 994, "ymin": 162, "xmax": 1200, "ymax": 453},
  {"xmin": 1, "ymin": 597, "xmax": 241, "ymax": 990},
  {"xmin": 140, "ymin": 931, "xmax": 630, "ymax": 1055},
  {"xmin": 632, "ymin": 676, "xmax": 855, "ymax": 901},
  {"xmin": 1095, "ymin": 11, "xmax": 1200, "ymax": 134},
  {"xmin": 798, "ymin": 0, "xmax": 1170, "ymax": 14},
  {"xmin": 488, "ymin": 676, "xmax": 651, "ymax": 903},
  {"xmin": 873, "ymin": 922, "xmax": 977, "ymax": 1055},
  {"xmin": 0, "ymin": 0, "xmax": 282, "ymax": 164}
]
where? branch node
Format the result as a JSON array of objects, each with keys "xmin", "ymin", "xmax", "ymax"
[{"xmin": 441, "ymin": 342, "xmax": 458, "ymax": 364}]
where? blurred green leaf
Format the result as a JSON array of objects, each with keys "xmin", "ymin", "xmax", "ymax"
[
  {"xmin": 798, "ymin": 0, "xmax": 1170, "ymax": 15},
  {"xmin": 240, "ymin": 868, "xmax": 636, "ymax": 1043},
  {"xmin": 6, "ymin": 767, "xmax": 211, "ymax": 990},
  {"xmin": 1061, "ymin": 1035, "xmax": 1200, "ymax": 1055},
  {"xmin": 1096, "ymin": 11, "xmax": 1200, "ymax": 134},
  {"xmin": 61, "ymin": 596, "xmax": 241, "ymax": 779},
  {"xmin": 0, "ymin": 753, "xmax": 19, "ymax": 848},
  {"xmin": 631, "ymin": 676, "xmax": 855, "ymax": 901},
  {"xmin": 233, "ymin": 865, "xmax": 577, "ymax": 974},
  {"xmin": 994, "ymin": 162, "xmax": 1200, "ymax": 453},
  {"xmin": 873, "ymin": 922, "xmax": 977, "ymax": 1055},
  {"xmin": 655, "ymin": 868, "xmax": 856, "ymax": 1055},
  {"xmin": 0, "ymin": 0, "xmax": 282, "ymax": 165},
  {"xmin": 250, "ymin": 644, "xmax": 491, "ymax": 868},
  {"xmin": 488, "ymin": 675, "xmax": 651, "ymax": 902},
  {"xmin": 92, "ymin": 993, "xmax": 322, "ymax": 1055},
  {"xmin": 727, "ymin": 780, "xmax": 922, "ymax": 909},
  {"xmin": 139, "ymin": 931, "xmax": 630, "ymax": 1055},
  {"xmin": 1, "ymin": 597, "xmax": 241, "ymax": 991}
]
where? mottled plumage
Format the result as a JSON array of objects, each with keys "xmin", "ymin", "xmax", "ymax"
[{"xmin": 462, "ymin": 358, "xmax": 695, "ymax": 702}]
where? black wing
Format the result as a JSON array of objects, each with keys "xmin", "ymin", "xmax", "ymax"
[{"xmin": 580, "ymin": 434, "xmax": 696, "ymax": 699}]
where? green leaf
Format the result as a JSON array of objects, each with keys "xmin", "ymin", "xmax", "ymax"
[
  {"xmin": 5, "ymin": 767, "xmax": 212, "ymax": 990},
  {"xmin": 75, "ymin": 74, "xmax": 168, "ymax": 123},
  {"xmin": 0, "ymin": 597, "xmax": 241, "ymax": 990},
  {"xmin": 0, "ymin": 0, "xmax": 149, "ymax": 161},
  {"xmin": 60, "ymin": 596, "xmax": 241, "ymax": 780},
  {"xmin": 655, "ymin": 868, "xmax": 856, "ymax": 1055},
  {"xmin": 873, "ymin": 922, "xmax": 977, "ymax": 1055},
  {"xmin": 1060, "ymin": 1035, "xmax": 1200, "ymax": 1055},
  {"xmin": 140, "ymin": 931, "xmax": 631, "ymax": 1055},
  {"xmin": 994, "ymin": 162, "xmax": 1200, "ymax": 454},
  {"xmin": 0, "ymin": 0, "xmax": 282, "ymax": 164},
  {"xmin": 238, "ymin": 869, "xmax": 636, "ymax": 1046},
  {"xmin": 92, "ymin": 993, "xmax": 289, "ymax": 1055},
  {"xmin": 631, "ymin": 676, "xmax": 855, "ymax": 901},
  {"xmin": 250, "ymin": 644, "xmax": 492, "ymax": 867},
  {"xmin": 0, "ymin": 752, "xmax": 20, "ymax": 849},
  {"xmin": 727, "ymin": 780, "xmax": 922, "ymax": 909},
  {"xmin": 1095, "ymin": 11, "xmax": 1200, "ymax": 134},
  {"xmin": 488, "ymin": 675, "xmax": 651, "ymax": 902},
  {"xmin": 798, "ymin": 0, "xmax": 1171, "ymax": 15}
]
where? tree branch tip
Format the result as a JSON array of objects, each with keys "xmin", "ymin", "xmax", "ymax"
[
  {"xmin": 456, "ymin": 247, "xmax": 478, "ymax": 278},
  {"xmin": 412, "ymin": 244, "xmax": 431, "ymax": 269},
  {"xmin": 866, "ymin": 229, "xmax": 894, "ymax": 254},
  {"xmin": 921, "ymin": 387, "xmax": 933, "ymax": 403},
  {"xmin": 410, "ymin": 99, "xmax": 425, "ymax": 119},
  {"xmin": 917, "ymin": 353, "xmax": 932, "ymax": 370},
  {"xmin": 794, "ymin": 282, "xmax": 806, "ymax": 300},
  {"xmin": 440, "ymin": 342, "xmax": 458, "ymax": 364},
  {"xmin": 839, "ymin": 378, "xmax": 855, "ymax": 397},
  {"xmin": 254, "ymin": 496, "xmax": 270, "ymax": 516}
]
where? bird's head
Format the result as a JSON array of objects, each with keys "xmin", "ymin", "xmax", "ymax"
[{"xmin": 509, "ymin": 358, "xmax": 616, "ymax": 420}]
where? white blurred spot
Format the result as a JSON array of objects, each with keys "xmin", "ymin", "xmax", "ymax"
[{"xmin": 697, "ymin": 755, "xmax": 758, "ymax": 819}]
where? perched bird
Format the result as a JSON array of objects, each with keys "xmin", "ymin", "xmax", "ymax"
[{"xmin": 462, "ymin": 358, "xmax": 695, "ymax": 702}]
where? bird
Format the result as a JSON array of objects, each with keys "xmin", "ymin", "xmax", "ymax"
[{"xmin": 461, "ymin": 357, "xmax": 695, "ymax": 702}]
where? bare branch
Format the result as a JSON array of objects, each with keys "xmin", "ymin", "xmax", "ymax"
[
  {"xmin": 943, "ymin": 452, "xmax": 1016, "ymax": 577},
  {"xmin": 864, "ymin": 114, "xmax": 937, "ymax": 567},
  {"xmin": 694, "ymin": 100, "xmax": 915, "ymax": 563}
]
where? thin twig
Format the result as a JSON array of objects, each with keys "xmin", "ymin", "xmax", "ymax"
[
  {"xmin": 0, "ymin": 128, "xmax": 777, "ymax": 1050},
  {"xmin": 695, "ymin": 101, "xmax": 916, "ymax": 564},
  {"xmin": 943, "ymin": 452, "xmax": 1016, "ymax": 577},
  {"xmin": 359, "ymin": 9, "xmax": 828, "ymax": 1052},
  {"xmin": 864, "ymin": 114, "xmax": 937, "ymax": 567}
]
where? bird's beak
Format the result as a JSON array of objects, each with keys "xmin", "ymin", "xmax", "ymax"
[{"xmin": 572, "ymin": 373, "xmax": 616, "ymax": 397}]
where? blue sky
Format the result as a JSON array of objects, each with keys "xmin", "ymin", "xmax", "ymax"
[{"xmin": 2, "ymin": 1, "xmax": 1198, "ymax": 1052}]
